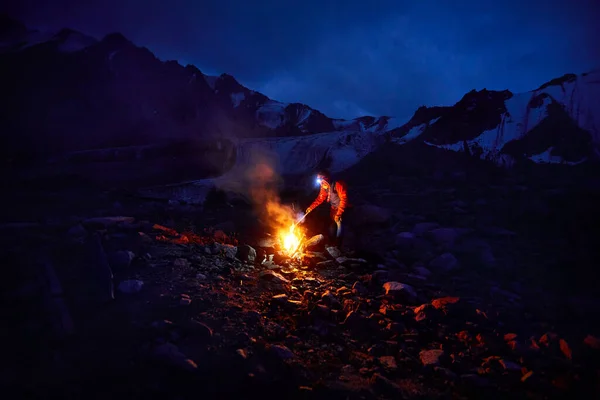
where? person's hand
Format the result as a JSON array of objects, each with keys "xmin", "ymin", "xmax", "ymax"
[
  {"xmin": 305, "ymin": 207, "xmax": 313, "ymax": 214},
  {"xmin": 334, "ymin": 215, "xmax": 341, "ymax": 224}
]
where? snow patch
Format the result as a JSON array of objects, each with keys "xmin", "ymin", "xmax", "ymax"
[
  {"xmin": 424, "ymin": 93, "xmax": 554, "ymax": 162},
  {"xmin": 529, "ymin": 147, "xmax": 587, "ymax": 165},
  {"xmin": 393, "ymin": 117, "xmax": 440, "ymax": 144},
  {"xmin": 295, "ymin": 107, "xmax": 312, "ymax": 126},
  {"xmin": 256, "ymin": 101, "xmax": 287, "ymax": 129},
  {"xmin": 535, "ymin": 71, "xmax": 600, "ymax": 145},
  {"xmin": 230, "ymin": 92, "xmax": 245, "ymax": 108}
]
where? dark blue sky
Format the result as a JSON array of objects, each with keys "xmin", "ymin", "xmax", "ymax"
[{"xmin": 4, "ymin": 0, "xmax": 600, "ymax": 120}]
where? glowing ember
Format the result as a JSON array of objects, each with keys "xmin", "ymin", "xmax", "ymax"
[{"xmin": 280, "ymin": 224, "xmax": 303, "ymax": 256}]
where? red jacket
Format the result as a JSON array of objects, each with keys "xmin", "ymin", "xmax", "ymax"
[{"xmin": 308, "ymin": 180, "xmax": 348, "ymax": 219}]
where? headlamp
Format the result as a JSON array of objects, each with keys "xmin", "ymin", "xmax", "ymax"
[{"xmin": 315, "ymin": 177, "xmax": 322, "ymax": 185}]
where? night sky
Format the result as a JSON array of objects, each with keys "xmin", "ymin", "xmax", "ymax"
[{"xmin": 3, "ymin": 0, "xmax": 600, "ymax": 120}]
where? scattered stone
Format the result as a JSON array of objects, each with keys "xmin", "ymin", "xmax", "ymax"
[
  {"xmin": 382, "ymin": 281, "xmax": 417, "ymax": 303},
  {"xmin": 180, "ymin": 294, "xmax": 191, "ymax": 306},
  {"xmin": 412, "ymin": 265, "xmax": 431, "ymax": 277},
  {"xmin": 352, "ymin": 281, "xmax": 368, "ymax": 295},
  {"xmin": 189, "ymin": 320, "xmax": 213, "ymax": 338},
  {"xmin": 153, "ymin": 343, "xmax": 197, "ymax": 372},
  {"xmin": 173, "ymin": 258, "xmax": 189, "ymax": 268},
  {"xmin": 378, "ymin": 356, "xmax": 397, "ymax": 370},
  {"xmin": 395, "ymin": 231, "xmax": 416, "ymax": 249},
  {"xmin": 428, "ymin": 253, "xmax": 458, "ymax": 271},
  {"xmin": 108, "ymin": 250, "xmax": 136, "ymax": 271},
  {"xmin": 67, "ymin": 224, "xmax": 87, "ymax": 240},
  {"xmin": 118, "ymin": 279, "xmax": 143, "ymax": 294},
  {"xmin": 325, "ymin": 246, "xmax": 342, "ymax": 259},
  {"xmin": 426, "ymin": 228, "xmax": 462, "ymax": 246},
  {"xmin": 270, "ymin": 344, "xmax": 294, "ymax": 360},
  {"xmin": 559, "ymin": 338, "xmax": 572, "ymax": 360},
  {"xmin": 304, "ymin": 234, "xmax": 325, "ymax": 248},
  {"xmin": 236, "ymin": 244, "xmax": 257, "ymax": 263},
  {"xmin": 420, "ymin": 349, "xmax": 445, "ymax": 366},
  {"xmin": 412, "ymin": 222, "xmax": 440, "ymax": 235},
  {"xmin": 316, "ymin": 260, "xmax": 336, "ymax": 269},
  {"xmin": 584, "ymin": 335, "xmax": 600, "ymax": 350},
  {"xmin": 499, "ymin": 359, "xmax": 522, "ymax": 371},
  {"xmin": 272, "ymin": 294, "xmax": 289, "ymax": 305},
  {"xmin": 336, "ymin": 257, "xmax": 367, "ymax": 266},
  {"xmin": 259, "ymin": 270, "xmax": 290, "ymax": 284},
  {"xmin": 431, "ymin": 296, "xmax": 460, "ymax": 310}
]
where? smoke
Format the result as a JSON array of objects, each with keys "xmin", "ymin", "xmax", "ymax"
[
  {"xmin": 246, "ymin": 159, "xmax": 296, "ymax": 230},
  {"xmin": 214, "ymin": 144, "xmax": 297, "ymax": 232}
]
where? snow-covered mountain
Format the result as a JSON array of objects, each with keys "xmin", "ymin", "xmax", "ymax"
[
  {"xmin": 1, "ymin": 14, "xmax": 598, "ymax": 191},
  {"xmin": 387, "ymin": 71, "xmax": 600, "ymax": 166},
  {"xmin": 0, "ymin": 15, "xmax": 399, "ymax": 160}
]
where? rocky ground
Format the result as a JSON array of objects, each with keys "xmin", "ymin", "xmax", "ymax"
[{"xmin": 1, "ymin": 172, "xmax": 600, "ymax": 400}]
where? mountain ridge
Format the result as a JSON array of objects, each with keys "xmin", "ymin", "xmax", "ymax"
[{"xmin": 1, "ymin": 13, "xmax": 598, "ymax": 184}]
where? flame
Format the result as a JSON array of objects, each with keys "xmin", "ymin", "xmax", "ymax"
[{"xmin": 280, "ymin": 224, "xmax": 302, "ymax": 256}]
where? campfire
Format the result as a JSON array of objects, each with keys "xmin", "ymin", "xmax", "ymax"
[{"xmin": 278, "ymin": 222, "xmax": 305, "ymax": 257}]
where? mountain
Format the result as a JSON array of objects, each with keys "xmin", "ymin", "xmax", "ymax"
[
  {"xmin": 0, "ymin": 15, "xmax": 400, "ymax": 160},
  {"xmin": 387, "ymin": 72, "xmax": 600, "ymax": 166},
  {"xmin": 1, "ymin": 14, "xmax": 598, "ymax": 192}
]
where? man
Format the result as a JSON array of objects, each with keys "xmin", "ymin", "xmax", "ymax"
[{"xmin": 304, "ymin": 170, "xmax": 348, "ymax": 247}]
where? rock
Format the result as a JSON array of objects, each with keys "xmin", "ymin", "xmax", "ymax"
[
  {"xmin": 82, "ymin": 233, "xmax": 115, "ymax": 303},
  {"xmin": 82, "ymin": 216, "xmax": 135, "ymax": 229},
  {"xmin": 272, "ymin": 294, "xmax": 289, "ymax": 305},
  {"xmin": 426, "ymin": 228, "xmax": 464, "ymax": 246},
  {"xmin": 270, "ymin": 344, "xmax": 294, "ymax": 360},
  {"xmin": 196, "ymin": 273, "xmax": 207, "ymax": 280},
  {"xmin": 395, "ymin": 232, "xmax": 416, "ymax": 249},
  {"xmin": 378, "ymin": 356, "xmax": 397, "ymax": 370},
  {"xmin": 304, "ymin": 234, "xmax": 325, "ymax": 248},
  {"xmin": 412, "ymin": 265, "xmax": 431, "ymax": 277},
  {"xmin": 372, "ymin": 270, "xmax": 390, "ymax": 284},
  {"xmin": 67, "ymin": 224, "xmax": 87, "ymax": 240},
  {"xmin": 256, "ymin": 236, "xmax": 277, "ymax": 248},
  {"xmin": 210, "ymin": 243, "xmax": 238, "ymax": 259},
  {"xmin": 188, "ymin": 320, "xmax": 214, "ymax": 338},
  {"xmin": 431, "ymin": 296, "xmax": 460, "ymax": 310},
  {"xmin": 499, "ymin": 359, "xmax": 522, "ymax": 371},
  {"xmin": 316, "ymin": 260, "xmax": 336, "ymax": 269},
  {"xmin": 325, "ymin": 246, "xmax": 342, "ymax": 259},
  {"xmin": 412, "ymin": 222, "xmax": 440, "ymax": 235},
  {"xmin": 180, "ymin": 294, "xmax": 192, "ymax": 306},
  {"xmin": 414, "ymin": 304, "xmax": 439, "ymax": 322},
  {"xmin": 559, "ymin": 339, "xmax": 572, "ymax": 360},
  {"xmin": 321, "ymin": 291, "xmax": 341, "ymax": 308},
  {"xmin": 371, "ymin": 373, "xmax": 405, "ymax": 397},
  {"xmin": 336, "ymin": 257, "xmax": 367, "ymax": 266},
  {"xmin": 460, "ymin": 374, "xmax": 490, "ymax": 387},
  {"xmin": 584, "ymin": 335, "xmax": 600, "ymax": 350},
  {"xmin": 428, "ymin": 253, "xmax": 458, "ymax": 271},
  {"xmin": 419, "ymin": 349, "xmax": 445, "ymax": 366},
  {"xmin": 259, "ymin": 270, "xmax": 290, "ymax": 284},
  {"xmin": 382, "ymin": 282, "xmax": 417, "ymax": 303},
  {"xmin": 236, "ymin": 244, "xmax": 257, "ymax": 263},
  {"xmin": 118, "ymin": 279, "xmax": 143, "ymax": 294},
  {"xmin": 352, "ymin": 281, "xmax": 368, "ymax": 295},
  {"xmin": 342, "ymin": 311, "xmax": 367, "ymax": 330},
  {"xmin": 153, "ymin": 343, "xmax": 197, "ymax": 372},
  {"xmin": 173, "ymin": 258, "xmax": 190, "ymax": 268},
  {"xmin": 108, "ymin": 250, "xmax": 135, "ymax": 271}
]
